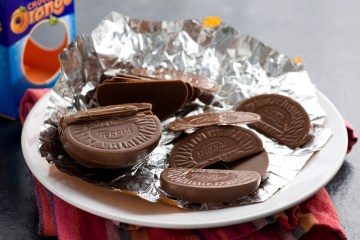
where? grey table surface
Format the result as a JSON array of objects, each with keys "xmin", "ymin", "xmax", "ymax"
[{"xmin": 1, "ymin": 0, "xmax": 359, "ymax": 239}]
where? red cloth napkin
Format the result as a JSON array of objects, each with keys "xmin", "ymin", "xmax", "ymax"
[
  {"xmin": 19, "ymin": 88, "xmax": 49, "ymax": 125},
  {"xmin": 21, "ymin": 88, "xmax": 357, "ymax": 240}
]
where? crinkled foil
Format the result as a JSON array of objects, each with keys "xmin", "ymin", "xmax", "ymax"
[{"xmin": 38, "ymin": 12, "xmax": 332, "ymax": 210}]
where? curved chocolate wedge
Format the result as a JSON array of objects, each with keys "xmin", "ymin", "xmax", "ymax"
[
  {"xmin": 59, "ymin": 103, "xmax": 152, "ymax": 128},
  {"xmin": 168, "ymin": 111, "xmax": 260, "ymax": 131},
  {"xmin": 160, "ymin": 168, "xmax": 261, "ymax": 203},
  {"xmin": 96, "ymin": 80, "xmax": 188, "ymax": 120},
  {"xmin": 169, "ymin": 125, "xmax": 263, "ymax": 168},
  {"xmin": 59, "ymin": 107, "xmax": 162, "ymax": 169},
  {"xmin": 236, "ymin": 94, "xmax": 312, "ymax": 149}
]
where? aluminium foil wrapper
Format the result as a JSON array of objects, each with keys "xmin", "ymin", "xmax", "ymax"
[{"xmin": 38, "ymin": 12, "xmax": 332, "ymax": 210}]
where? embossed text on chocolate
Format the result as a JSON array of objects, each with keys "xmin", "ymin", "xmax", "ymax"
[
  {"xmin": 188, "ymin": 173, "xmax": 233, "ymax": 182},
  {"xmin": 164, "ymin": 168, "xmax": 257, "ymax": 187},
  {"xmin": 196, "ymin": 140, "xmax": 233, "ymax": 160},
  {"xmin": 97, "ymin": 127, "xmax": 133, "ymax": 140},
  {"xmin": 89, "ymin": 122, "xmax": 139, "ymax": 144}
]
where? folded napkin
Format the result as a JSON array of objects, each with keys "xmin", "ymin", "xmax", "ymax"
[{"xmin": 21, "ymin": 88, "xmax": 356, "ymax": 240}]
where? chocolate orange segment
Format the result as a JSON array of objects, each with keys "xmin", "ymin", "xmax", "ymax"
[
  {"xmin": 160, "ymin": 168, "xmax": 261, "ymax": 203},
  {"xmin": 168, "ymin": 111, "xmax": 260, "ymax": 132},
  {"xmin": 184, "ymin": 82, "xmax": 194, "ymax": 103},
  {"xmin": 59, "ymin": 103, "xmax": 152, "ymax": 128},
  {"xmin": 96, "ymin": 80, "xmax": 188, "ymax": 120},
  {"xmin": 236, "ymin": 94, "xmax": 311, "ymax": 149},
  {"xmin": 169, "ymin": 125, "xmax": 263, "ymax": 169}
]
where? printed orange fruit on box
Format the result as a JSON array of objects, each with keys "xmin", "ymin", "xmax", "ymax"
[
  {"xmin": 0, "ymin": 0, "xmax": 76, "ymax": 119},
  {"xmin": 10, "ymin": 6, "xmax": 29, "ymax": 34}
]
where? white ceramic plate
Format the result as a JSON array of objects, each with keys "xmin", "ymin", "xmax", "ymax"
[{"xmin": 21, "ymin": 91, "xmax": 347, "ymax": 229}]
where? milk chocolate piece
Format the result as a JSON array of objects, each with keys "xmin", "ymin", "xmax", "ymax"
[
  {"xmin": 108, "ymin": 74, "xmax": 194, "ymax": 104},
  {"xmin": 224, "ymin": 150, "xmax": 269, "ymax": 181},
  {"xmin": 184, "ymin": 82, "xmax": 194, "ymax": 103},
  {"xmin": 60, "ymin": 103, "xmax": 152, "ymax": 128},
  {"xmin": 160, "ymin": 168, "xmax": 261, "ymax": 203},
  {"xmin": 96, "ymin": 80, "xmax": 188, "ymax": 120},
  {"xmin": 168, "ymin": 111, "xmax": 261, "ymax": 131},
  {"xmin": 197, "ymin": 90, "xmax": 215, "ymax": 105},
  {"xmin": 131, "ymin": 68, "xmax": 218, "ymax": 93},
  {"xmin": 59, "ymin": 105, "xmax": 162, "ymax": 169},
  {"xmin": 236, "ymin": 94, "xmax": 312, "ymax": 149},
  {"xmin": 191, "ymin": 86, "xmax": 201, "ymax": 102},
  {"xmin": 169, "ymin": 125, "xmax": 263, "ymax": 168},
  {"xmin": 106, "ymin": 72, "xmax": 159, "ymax": 83},
  {"xmin": 103, "ymin": 77, "xmax": 142, "ymax": 83},
  {"xmin": 110, "ymin": 69, "xmax": 210, "ymax": 103}
]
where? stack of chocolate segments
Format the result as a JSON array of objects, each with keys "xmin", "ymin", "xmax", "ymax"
[
  {"xmin": 59, "ymin": 103, "xmax": 162, "ymax": 169},
  {"xmin": 96, "ymin": 69, "xmax": 218, "ymax": 120}
]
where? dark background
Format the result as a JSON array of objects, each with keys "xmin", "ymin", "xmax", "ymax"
[{"xmin": 1, "ymin": 1, "xmax": 359, "ymax": 239}]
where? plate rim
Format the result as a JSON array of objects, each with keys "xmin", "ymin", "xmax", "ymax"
[{"xmin": 21, "ymin": 90, "xmax": 347, "ymax": 229}]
